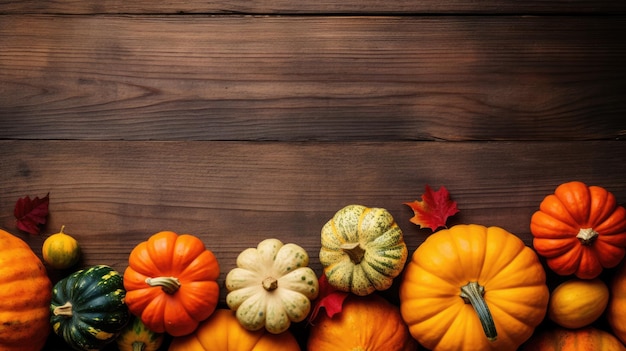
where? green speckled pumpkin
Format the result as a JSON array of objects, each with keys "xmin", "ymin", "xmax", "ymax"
[
  {"xmin": 116, "ymin": 315, "xmax": 163, "ymax": 351},
  {"xmin": 319, "ymin": 204, "xmax": 408, "ymax": 296},
  {"xmin": 50, "ymin": 265, "xmax": 131, "ymax": 351},
  {"xmin": 225, "ymin": 238, "xmax": 319, "ymax": 334}
]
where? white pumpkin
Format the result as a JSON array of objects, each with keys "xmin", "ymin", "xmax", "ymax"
[{"xmin": 225, "ymin": 238, "xmax": 319, "ymax": 334}]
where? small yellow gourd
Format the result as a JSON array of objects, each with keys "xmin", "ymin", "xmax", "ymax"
[
  {"xmin": 225, "ymin": 238, "xmax": 319, "ymax": 334},
  {"xmin": 116, "ymin": 315, "xmax": 163, "ymax": 351},
  {"xmin": 42, "ymin": 225, "xmax": 80, "ymax": 269},
  {"xmin": 548, "ymin": 278, "xmax": 609, "ymax": 329}
]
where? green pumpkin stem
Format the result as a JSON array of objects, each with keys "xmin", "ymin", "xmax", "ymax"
[
  {"xmin": 145, "ymin": 276, "xmax": 181, "ymax": 294},
  {"xmin": 340, "ymin": 242, "xmax": 366, "ymax": 264},
  {"xmin": 132, "ymin": 341, "xmax": 146, "ymax": 351},
  {"xmin": 53, "ymin": 301, "xmax": 74, "ymax": 318},
  {"xmin": 460, "ymin": 281, "xmax": 497, "ymax": 342}
]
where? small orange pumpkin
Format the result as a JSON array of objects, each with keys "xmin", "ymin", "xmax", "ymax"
[
  {"xmin": 530, "ymin": 181, "xmax": 626, "ymax": 279},
  {"xmin": 307, "ymin": 294, "xmax": 418, "ymax": 351},
  {"xmin": 123, "ymin": 231, "xmax": 220, "ymax": 336},
  {"xmin": 168, "ymin": 309, "xmax": 301, "ymax": 351},
  {"xmin": 520, "ymin": 327, "xmax": 626, "ymax": 351},
  {"xmin": 0, "ymin": 229, "xmax": 52, "ymax": 351}
]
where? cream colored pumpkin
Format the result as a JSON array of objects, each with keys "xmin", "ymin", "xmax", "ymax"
[
  {"xmin": 319, "ymin": 204, "xmax": 408, "ymax": 296},
  {"xmin": 225, "ymin": 238, "xmax": 319, "ymax": 334}
]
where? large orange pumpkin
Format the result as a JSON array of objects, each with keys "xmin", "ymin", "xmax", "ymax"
[
  {"xmin": 520, "ymin": 327, "xmax": 626, "ymax": 351},
  {"xmin": 530, "ymin": 181, "xmax": 626, "ymax": 279},
  {"xmin": 307, "ymin": 294, "xmax": 418, "ymax": 351},
  {"xmin": 168, "ymin": 309, "xmax": 301, "ymax": 351},
  {"xmin": 399, "ymin": 224, "xmax": 549, "ymax": 351},
  {"xmin": 0, "ymin": 229, "xmax": 52, "ymax": 351},
  {"xmin": 123, "ymin": 231, "xmax": 220, "ymax": 336}
]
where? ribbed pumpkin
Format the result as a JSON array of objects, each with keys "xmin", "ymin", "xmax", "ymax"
[
  {"xmin": 0, "ymin": 229, "xmax": 52, "ymax": 351},
  {"xmin": 520, "ymin": 327, "xmax": 626, "ymax": 351},
  {"xmin": 607, "ymin": 259, "xmax": 626, "ymax": 344},
  {"xmin": 319, "ymin": 204, "xmax": 408, "ymax": 296},
  {"xmin": 225, "ymin": 238, "xmax": 319, "ymax": 334},
  {"xmin": 308, "ymin": 294, "xmax": 419, "ymax": 351},
  {"xmin": 168, "ymin": 309, "xmax": 301, "ymax": 351},
  {"xmin": 50, "ymin": 265, "xmax": 130, "ymax": 351},
  {"xmin": 399, "ymin": 224, "xmax": 549, "ymax": 351},
  {"xmin": 123, "ymin": 231, "xmax": 220, "ymax": 337},
  {"xmin": 530, "ymin": 181, "xmax": 626, "ymax": 279}
]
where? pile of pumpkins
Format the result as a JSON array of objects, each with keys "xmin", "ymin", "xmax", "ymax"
[{"xmin": 1, "ymin": 180, "xmax": 626, "ymax": 351}]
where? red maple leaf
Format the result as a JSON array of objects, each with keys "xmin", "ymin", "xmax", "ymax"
[
  {"xmin": 14, "ymin": 193, "xmax": 50, "ymax": 235},
  {"xmin": 405, "ymin": 185, "xmax": 459, "ymax": 231},
  {"xmin": 308, "ymin": 274, "xmax": 349, "ymax": 324}
]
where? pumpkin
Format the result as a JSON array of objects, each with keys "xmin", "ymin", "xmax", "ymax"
[
  {"xmin": 607, "ymin": 259, "xmax": 626, "ymax": 344},
  {"xmin": 168, "ymin": 309, "xmax": 301, "ymax": 351},
  {"xmin": 116, "ymin": 315, "xmax": 164, "ymax": 351},
  {"xmin": 50, "ymin": 264, "xmax": 130, "ymax": 351},
  {"xmin": 0, "ymin": 229, "xmax": 52, "ymax": 351},
  {"xmin": 319, "ymin": 204, "xmax": 408, "ymax": 296},
  {"xmin": 225, "ymin": 238, "xmax": 319, "ymax": 334},
  {"xmin": 520, "ymin": 327, "xmax": 626, "ymax": 351},
  {"xmin": 548, "ymin": 278, "xmax": 609, "ymax": 329},
  {"xmin": 307, "ymin": 294, "xmax": 419, "ymax": 351},
  {"xmin": 42, "ymin": 225, "xmax": 81, "ymax": 269},
  {"xmin": 530, "ymin": 181, "xmax": 626, "ymax": 279},
  {"xmin": 123, "ymin": 231, "xmax": 220, "ymax": 337},
  {"xmin": 399, "ymin": 224, "xmax": 549, "ymax": 351}
]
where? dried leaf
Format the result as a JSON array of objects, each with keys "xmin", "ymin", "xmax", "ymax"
[
  {"xmin": 14, "ymin": 193, "xmax": 49, "ymax": 235},
  {"xmin": 308, "ymin": 274, "xmax": 349, "ymax": 324},
  {"xmin": 405, "ymin": 185, "xmax": 459, "ymax": 231}
]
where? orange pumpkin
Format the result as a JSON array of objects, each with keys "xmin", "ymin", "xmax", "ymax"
[
  {"xmin": 123, "ymin": 231, "xmax": 220, "ymax": 336},
  {"xmin": 168, "ymin": 309, "xmax": 301, "ymax": 351},
  {"xmin": 520, "ymin": 327, "xmax": 626, "ymax": 351},
  {"xmin": 0, "ymin": 229, "xmax": 52, "ymax": 351},
  {"xmin": 530, "ymin": 181, "xmax": 626, "ymax": 279},
  {"xmin": 607, "ymin": 259, "xmax": 626, "ymax": 344},
  {"xmin": 399, "ymin": 224, "xmax": 549, "ymax": 351},
  {"xmin": 307, "ymin": 294, "xmax": 418, "ymax": 351}
]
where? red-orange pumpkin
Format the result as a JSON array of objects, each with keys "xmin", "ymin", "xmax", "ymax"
[
  {"xmin": 520, "ymin": 327, "xmax": 626, "ymax": 351},
  {"xmin": 0, "ymin": 229, "xmax": 52, "ymax": 351},
  {"xmin": 530, "ymin": 181, "xmax": 626, "ymax": 279},
  {"xmin": 123, "ymin": 231, "xmax": 220, "ymax": 336}
]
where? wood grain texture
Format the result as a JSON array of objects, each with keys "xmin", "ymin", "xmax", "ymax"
[
  {"xmin": 1, "ymin": 15, "xmax": 625, "ymax": 141},
  {"xmin": 0, "ymin": 0, "xmax": 625, "ymax": 14}
]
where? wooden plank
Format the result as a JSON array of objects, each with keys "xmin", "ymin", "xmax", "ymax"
[
  {"xmin": 2, "ymin": 140, "xmax": 626, "ymax": 304},
  {"xmin": 1, "ymin": 15, "xmax": 625, "ymax": 141},
  {"xmin": 0, "ymin": 0, "xmax": 625, "ymax": 15}
]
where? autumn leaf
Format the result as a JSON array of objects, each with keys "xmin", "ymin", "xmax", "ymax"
[
  {"xmin": 405, "ymin": 185, "xmax": 459, "ymax": 231},
  {"xmin": 14, "ymin": 193, "xmax": 50, "ymax": 235},
  {"xmin": 308, "ymin": 274, "xmax": 349, "ymax": 324}
]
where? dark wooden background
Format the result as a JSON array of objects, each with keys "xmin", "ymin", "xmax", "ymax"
[{"xmin": 1, "ymin": 1, "xmax": 625, "ymax": 350}]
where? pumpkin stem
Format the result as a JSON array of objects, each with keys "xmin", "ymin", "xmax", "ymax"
[
  {"xmin": 340, "ymin": 242, "xmax": 366, "ymax": 264},
  {"xmin": 53, "ymin": 301, "xmax": 74, "ymax": 318},
  {"xmin": 460, "ymin": 281, "xmax": 497, "ymax": 342},
  {"xmin": 145, "ymin": 276, "xmax": 181, "ymax": 294},
  {"xmin": 576, "ymin": 228, "xmax": 599, "ymax": 245},
  {"xmin": 132, "ymin": 341, "xmax": 146, "ymax": 351},
  {"xmin": 262, "ymin": 276, "xmax": 278, "ymax": 291}
]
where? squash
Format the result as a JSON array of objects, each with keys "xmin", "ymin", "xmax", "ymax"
[
  {"xmin": 307, "ymin": 294, "xmax": 418, "ymax": 351},
  {"xmin": 0, "ymin": 229, "xmax": 52, "ymax": 351},
  {"xmin": 399, "ymin": 224, "xmax": 549, "ymax": 351},
  {"xmin": 116, "ymin": 315, "xmax": 164, "ymax": 351},
  {"xmin": 530, "ymin": 181, "xmax": 626, "ymax": 279},
  {"xmin": 520, "ymin": 327, "xmax": 626, "ymax": 351},
  {"xmin": 123, "ymin": 231, "xmax": 220, "ymax": 337},
  {"xmin": 42, "ymin": 225, "xmax": 81, "ymax": 269},
  {"xmin": 168, "ymin": 309, "xmax": 301, "ymax": 351},
  {"xmin": 607, "ymin": 259, "xmax": 626, "ymax": 344},
  {"xmin": 548, "ymin": 278, "xmax": 609, "ymax": 329},
  {"xmin": 319, "ymin": 204, "xmax": 408, "ymax": 296},
  {"xmin": 50, "ymin": 264, "xmax": 130, "ymax": 351},
  {"xmin": 225, "ymin": 238, "xmax": 319, "ymax": 334}
]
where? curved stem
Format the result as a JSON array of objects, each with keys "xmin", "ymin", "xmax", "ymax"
[
  {"xmin": 577, "ymin": 228, "xmax": 599, "ymax": 245},
  {"xmin": 262, "ymin": 276, "xmax": 278, "ymax": 291},
  {"xmin": 145, "ymin": 276, "xmax": 181, "ymax": 294},
  {"xmin": 341, "ymin": 242, "xmax": 366, "ymax": 264},
  {"xmin": 460, "ymin": 281, "xmax": 497, "ymax": 341},
  {"xmin": 53, "ymin": 301, "xmax": 73, "ymax": 317}
]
